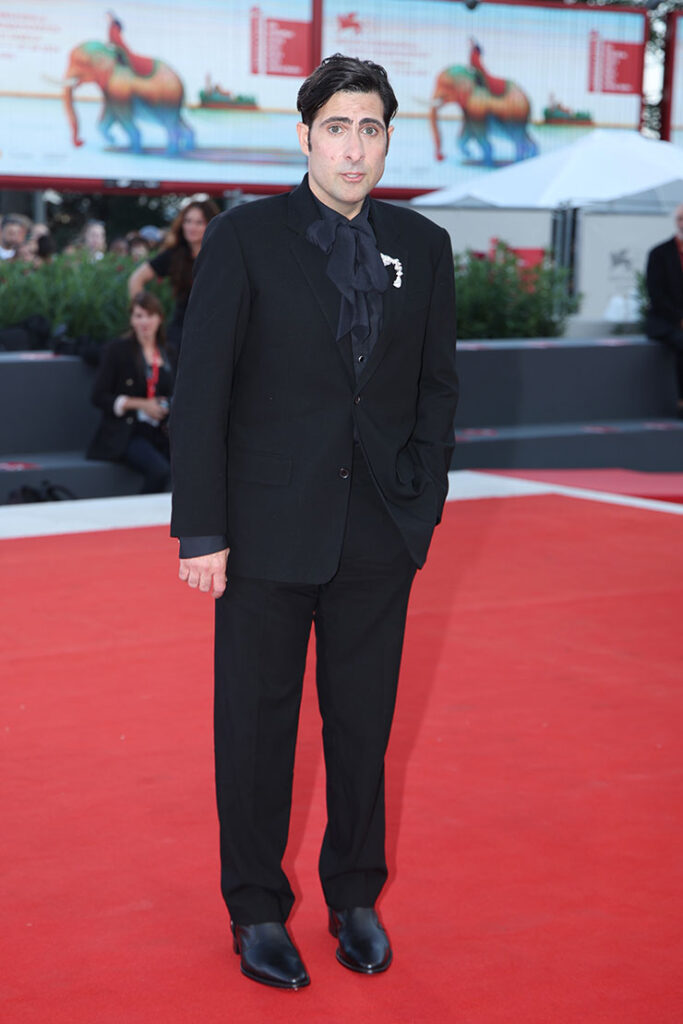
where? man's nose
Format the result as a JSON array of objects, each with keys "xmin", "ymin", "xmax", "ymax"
[{"xmin": 343, "ymin": 129, "xmax": 364, "ymax": 161}]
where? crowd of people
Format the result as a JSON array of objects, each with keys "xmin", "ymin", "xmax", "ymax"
[
  {"xmin": 0, "ymin": 210, "xmax": 166, "ymax": 267},
  {"xmin": 1, "ymin": 197, "xmax": 221, "ymax": 494}
]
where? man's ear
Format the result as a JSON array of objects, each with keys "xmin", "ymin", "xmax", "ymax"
[
  {"xmin": 386, "ymin": 124, "xmax": 394, "ymax": 155},
  {"xmin": 296, "ymin": 122, "xmax": 310, "ymax": 157}
]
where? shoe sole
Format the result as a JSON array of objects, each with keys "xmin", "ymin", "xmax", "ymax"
[
  {"xmin": 335, "ymin": 948, "xmax": 393, "ymax": 974},
  {"xmin": 240, "ymin": 963, "xmax": 310, "ymax": 989}
]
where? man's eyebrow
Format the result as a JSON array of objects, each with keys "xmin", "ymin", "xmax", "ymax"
[{"xmin": 318, "ymin": 115, "xmax": 385, "ymax": 130}]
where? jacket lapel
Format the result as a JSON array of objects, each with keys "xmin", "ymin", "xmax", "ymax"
[
  {"xmin": 357, "ymin": 198, "xmax": 407, "ymax": 387},
  {"xmin": 286, "ymin": 181, "xmax": 354, "ymax": 385},
  {"xmin": 287, "ymin": 181, "xmax": 340, "ymax": 340}
]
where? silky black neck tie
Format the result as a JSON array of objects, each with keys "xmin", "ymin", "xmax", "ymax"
[{"xmin": 306, "ymin": 201, "xmax": 388, "ymax": 354}]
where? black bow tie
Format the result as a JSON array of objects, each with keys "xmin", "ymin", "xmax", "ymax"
[{"xmin": 306, "ymin": 211, "xmax": 388, "ymax": 346}]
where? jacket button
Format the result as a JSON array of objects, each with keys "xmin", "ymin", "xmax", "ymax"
[
  {"xmin": 126, "ymin": 416, "xmax": 134, "ymax": 424},
  {"xmin": 339, "ymin": 467, "xmax": 350, "ymax": 480},
  {"xmin": 354, "ymin": 395, "xmax": 361, "ymax": 405},
  {"xmin": 125, "ymin": 378, "xmax": 134, "ymax": 386}
]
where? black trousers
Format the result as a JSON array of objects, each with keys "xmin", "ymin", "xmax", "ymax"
[{"xmin": 214, "ymin": 446, "xmax": 417, "ymax": 924}]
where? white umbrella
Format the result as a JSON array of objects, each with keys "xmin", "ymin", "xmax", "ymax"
[{"xmin": 412, "ymin": 131, "xmax": 683, "ymax": 210}]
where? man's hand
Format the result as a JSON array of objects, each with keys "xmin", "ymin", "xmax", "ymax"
[{"xmin": 178, "ymin": 548, "xmax": 230, "ymax": 599}]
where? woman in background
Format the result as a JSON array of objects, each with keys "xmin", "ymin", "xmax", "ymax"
[
  {"xmin": 87, "ymin": 292, "xmax": 173, "ymax": 493},
  {"xmin": 128, "ymin": 198, "xmax": 219, "ymax": 363}
]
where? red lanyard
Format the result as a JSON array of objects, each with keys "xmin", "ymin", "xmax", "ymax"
[{"xmin": 146, "ymin": 357, "xmax": 160, "ymax": 399}]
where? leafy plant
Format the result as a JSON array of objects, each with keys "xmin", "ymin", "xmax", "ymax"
[
  {"xmin": 0, "ymin": 241, "xmax": 578, "ymax": 345},
  {"xmin": 454, "ymin": 241, "xmax": 580, "ymax": 339},
  {"xmin": 0, "ymin": 253, "xmax": 172, "ymax": 344},
  {"xmin": 634, "ymin": 270, "xmax": 649, "ymax": 327}
]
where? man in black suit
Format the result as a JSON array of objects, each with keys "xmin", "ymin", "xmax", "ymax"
[
  {"xmin": 170, "ymin": 54, "xmax": 458, "ymax": 990},
  {"xmin": 645, "ymin": 204, "xmax": 683, "ymax": 408}
]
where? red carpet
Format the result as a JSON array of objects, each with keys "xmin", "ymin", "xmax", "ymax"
[{"xmin": 2, "ymin": 494, "xmax": 682, "ymax": 1023}]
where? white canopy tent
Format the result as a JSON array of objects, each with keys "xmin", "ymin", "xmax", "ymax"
[{"xmin": 411, "ymin": 131, "xmax": 683, "ymax": 212}]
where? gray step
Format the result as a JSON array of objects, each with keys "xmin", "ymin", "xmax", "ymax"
[
  {"xmin": 455, "ymin": 336, "xmax": 678, "ymax": 428},
  {"xmin": 453, "ymin": 419, "xmax": 683, "ymax": 471},
  {"xmin": 0, "ymin": 353, "xmax": 99, "ymax": 454},
  {"xmin": 0, "ymin": 451, "xmax": 147, "ymax": 504}
]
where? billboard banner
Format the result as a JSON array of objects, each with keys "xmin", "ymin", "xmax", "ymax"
[
  {"xmin": 0, "ymin": 0, "xmax": 312, "ymax": 191},
  {"xmin": 321, "ymin": 0, "xmax": 646, "ymax": 191},
  {"xmin": 0, "ymin": 1, "xmax": 646, "ymax": 194}
]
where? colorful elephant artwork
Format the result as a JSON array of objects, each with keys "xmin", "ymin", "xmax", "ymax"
[
  {"xmin": 62, "ymin": 15, "xmax": 194, "ymax": 157},
  {"xmin": 430, "ymin": 39, "xmax": 538, "ymax": 167}
]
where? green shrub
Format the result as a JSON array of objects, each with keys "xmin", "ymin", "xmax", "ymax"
[
  {"xmin": 0, "ymin": 253, "xmax": 172, "ymax": 344},
  {"xmin": 455, "ymin": 241, "xmax": 579, "ymax": 339},
  {"xmin": 634, "ymin": 270, "xmax": 648, "ymax": 327},
  {"xmin": 0, "ymin": 240, "xmax": 577, "ymax": 345}
]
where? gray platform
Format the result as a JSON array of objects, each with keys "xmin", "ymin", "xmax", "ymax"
[
  {"xmin": 0, "ymin": 336, "xmax": 681, "ymax": 505},
  {"xmin": 452, "ymin": 335, "xmax": 682, "ymax": 471},
  {"xmin": 0, "ymin": 353, "xmax": 144, "ymax": 503}
]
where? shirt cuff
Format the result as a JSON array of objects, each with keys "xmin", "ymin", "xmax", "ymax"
[
  {"xmin": 113, "ymin": 395, "xmax": 128, "ymax": 417},
  {"xmin": 178, "ymin": 535, "xmax": 228, "ymax": 559}
]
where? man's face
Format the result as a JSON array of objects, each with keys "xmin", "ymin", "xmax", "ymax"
[
  {"xmin": 1, "ymin": 221, "xmax": 26, "ymax": 250},
  {"xmin": 297, "ymin": 90, "xmax": 392, "ymax": 219},
  {"xmin": 85, "ymin": 223, "xmax": 106, "ymax": 253},
  {"xmin": 675, "ymin": 205, "xmax": 683, "ymax": 241}
]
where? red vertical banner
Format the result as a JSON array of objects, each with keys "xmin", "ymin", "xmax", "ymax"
[
  {"xmin": 588, "ymin": 31, "xmax": 642, "ymax": 95},
  {"xmin": 249, "ymin": 6, "xmax": 312, "ymax": 76},
  {"xmin": 265, "ymin": 18, "xmax": 311, "ymax": 76},
  {"xmin": 311, "ymin": 0, "xmax": 323, "ymax": 69}
]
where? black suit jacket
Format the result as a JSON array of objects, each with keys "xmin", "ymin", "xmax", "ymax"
[
  {"xmin": 87, "ymin": 337, "xmax": 173, "ymax": 460},
  {"xmin": 170, "ymin": 179, "xmax": 458, "ymax": 583},
  {"xmin": 645, "ymin": 237, "xmax": 683, "ymax": 339}
]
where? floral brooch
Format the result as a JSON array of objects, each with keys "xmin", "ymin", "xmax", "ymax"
[{"xmin": 380, "ymin": 253, "xmax": 403, "ymax": 289}]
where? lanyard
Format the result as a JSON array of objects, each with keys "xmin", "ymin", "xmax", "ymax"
[{"xmin": 146, "ymin": 357, "xmax": 160, "ymax": 399}]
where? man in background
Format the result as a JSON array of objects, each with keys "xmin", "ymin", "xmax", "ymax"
[
  {"xmin": 645, "ymin": 204, "xmax": 683, "ymax": 411},
  {"xmin": 0, "ymin": 215, "xmax": 30, "ymax": 260}
]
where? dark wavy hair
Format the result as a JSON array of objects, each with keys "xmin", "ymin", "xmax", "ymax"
[
  {"xmin": 162, "ymin": 199, "xmax": 220, "ymax": 302},
  {"xmin": 129, "ymin": 290, "xmax": 167, "ymax": 349},
  {"xmin": 297, "ymin": 53, "xmax": 398, "ymax": 130}
]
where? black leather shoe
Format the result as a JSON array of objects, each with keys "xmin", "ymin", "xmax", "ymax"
[
  {"xmin": 328, "ymin": 907, "xmax": 392, "ymax": 974},
  {"xmin": 231, "ymin": 920, "xmax": 310, "ymax": 989}
]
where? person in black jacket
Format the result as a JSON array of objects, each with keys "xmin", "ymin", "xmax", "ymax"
[
  {"xmin": 170, "ymin": 55, "xmax": 458, "ymax": 990},
  {"xmin": 87, "ymin": 291, "xmax": 174, "ymax": 491},
  {"xmin": 645, "ymin": 204, "xmax": 683, "ymax": 407}
]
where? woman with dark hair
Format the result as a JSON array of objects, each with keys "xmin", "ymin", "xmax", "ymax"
[
  {"xmin": 128, "ymin": 198, "xmax": 220, "ymax": 362},
  {"xmin": 87, "ymin": 292, "xmax": 174, "ymax": 493}
]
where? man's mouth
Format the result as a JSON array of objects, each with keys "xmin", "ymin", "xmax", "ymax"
[{"xmin": 341, "ymin": 172, "xmax": 364, "ymax": 182}]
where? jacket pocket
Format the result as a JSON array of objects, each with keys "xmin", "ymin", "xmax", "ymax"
[{"xmin": 229, "ymin": 447, "xmax": 292, "ymax": 486}]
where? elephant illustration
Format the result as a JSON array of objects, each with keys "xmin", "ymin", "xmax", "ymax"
[
  {"xmin": 430, "ymin": 65, "xmax": 537, "ymax": 167},
  {"xmin": 62, "ymin": 41, "xmax": 195, "ymax": 156}
]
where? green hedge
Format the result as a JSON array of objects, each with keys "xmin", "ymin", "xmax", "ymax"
[
  {"xmin": 0, "ymin": 242, "xmax": 577, "ymax": 344},
  {"xmin": 0, "ymin": 253, "xmax": 172, "ymax": 343},
  {"xmin": 455, "ymin": 242, "xmax": 579, "ymax": 339}
]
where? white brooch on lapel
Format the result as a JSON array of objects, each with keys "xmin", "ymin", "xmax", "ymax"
[{"xmin": 380, "ymin": 253, "xmax": 403, "ymax": 289}]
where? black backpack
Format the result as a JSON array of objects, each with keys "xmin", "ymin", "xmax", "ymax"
[{"xmin": 7, "ymin": 480, "xmax": 77, "ymax": 504}]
